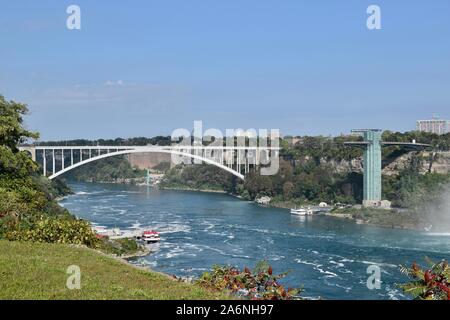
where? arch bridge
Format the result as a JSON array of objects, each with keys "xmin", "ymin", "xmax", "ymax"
[{"xmin": 19, "ymin": 145, "xmax": 280, "ymax": 180}]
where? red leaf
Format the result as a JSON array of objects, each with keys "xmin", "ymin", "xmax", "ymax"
[
  {"xmin": 438, "ymin": 283, "xmax": 450, "ymax": 293},
  {"xmin": 424, "ymin": 271, "xmax": 432, "ymax": 283}
]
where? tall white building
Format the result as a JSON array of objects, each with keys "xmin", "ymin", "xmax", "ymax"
[{"xmin": 417, "ymin": 118, "xmax": 450, "ymax": 135}]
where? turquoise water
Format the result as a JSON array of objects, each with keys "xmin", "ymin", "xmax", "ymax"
[{"xmin": 59, "ymin": 182, "xmax": 450, "ymax": 300}]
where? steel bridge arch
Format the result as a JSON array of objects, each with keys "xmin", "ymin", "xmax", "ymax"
[{"xmin": 47, "ymin": 148, "xmax": 245, "ymax": 180}]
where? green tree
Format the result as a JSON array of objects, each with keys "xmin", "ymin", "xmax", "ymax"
[
  {"xmin": 0, "ymin": 96, "xmax": 39, "ymax": 177},
  {"xmin": 0, "ymin": 95, "xmax": 70, "ymax": 239},
  {"xmin": 282, "ymin": 181, "xmax": 294, "ymax": 200},
  {"xmin": 0, "ymin": 96, "xmax": 39, "ymax": 151}
]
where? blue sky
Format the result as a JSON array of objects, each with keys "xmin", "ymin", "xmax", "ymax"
[{"xmin": 1, "ymin": 0, "xmax": 449, "ymax": 140}]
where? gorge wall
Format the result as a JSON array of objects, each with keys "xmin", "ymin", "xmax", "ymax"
[
  {"xmin": 317, "ymin": 151, "xmax": 450, "ymax": 176},
  {"xmin": 126, "ymin": 151, "xmax": 450, "ymax": 175},
  {"xmin": 126, "ymin": 153, "xmax": 172, "ymax": 170}
]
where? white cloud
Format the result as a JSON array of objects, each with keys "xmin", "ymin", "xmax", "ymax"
[{"xmin": 105, "ymin": 80, "xmax": 124, "ymax": 86}]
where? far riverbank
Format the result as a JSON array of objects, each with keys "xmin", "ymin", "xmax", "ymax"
[{"xmin": 159, "ymin": 185, "xmax": 432, "ymax": 231}]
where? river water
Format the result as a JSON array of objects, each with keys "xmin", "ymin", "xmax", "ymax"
[{"xmin": 59, "ymin": 182, "xmax": 450, "ymax": 300}]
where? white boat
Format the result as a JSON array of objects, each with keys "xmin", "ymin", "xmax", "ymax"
[
  {"xmin": 290, "ymin": 208, "xmax": 307, "ymax": 215},
  {"xmin": 290, "ymin": 207, "xmax": 313, "ymax": 216}
]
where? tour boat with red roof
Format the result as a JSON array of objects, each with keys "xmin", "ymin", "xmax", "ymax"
[{"xmin": 142, "ymin": 230, "xmax": 160, "ymax": 243}]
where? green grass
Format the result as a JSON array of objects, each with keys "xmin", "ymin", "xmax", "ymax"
[{"xmin": 0, "ymin": 240, "xmax": 228, "ymax": 300}]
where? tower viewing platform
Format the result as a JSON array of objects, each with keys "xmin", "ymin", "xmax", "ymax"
[{"xmin": 345, "ymin": 129, "xmax": 430, "ymax": 208}]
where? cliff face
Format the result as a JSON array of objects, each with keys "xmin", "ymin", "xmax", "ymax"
[
  {"xmin": 126, "ymin": 151, "xmax": 450, "ymax": 175},
  {"xmin": 426, "ymin": 152, "xmax": 450, "ymax": 174},
  {"xmin": 382, "ymin": 151, "xmax": 450, "ymax": 175},
  {"xmin": 382, "ymin": 153, "xmax": 426, "ymax": 176},
  {"xmin": 320, "ymin": 157, "xmax": 363, "ymax": 174},
  {"xmin": 127, "ymin": 153, "xmax": 171, "ymax": 170},
  {"xmin": 319, "ymin": 152, "xmax": 450, "ymax": 176}
]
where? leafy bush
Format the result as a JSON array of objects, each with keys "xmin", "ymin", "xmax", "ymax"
[
  {"xmin": 5, "ymin": 218, "xmax": 100, "ymax": 248},
  {"xmin": 399, "ymin": 259, "xmax": 450, "ymax": 300},
  {"xmin": 196, "ymin": 261, "xmax": 302, "ymax": 300},
  {"xmin": 98, "ymin": 238, "xmax": 142, "ymax": 256}
]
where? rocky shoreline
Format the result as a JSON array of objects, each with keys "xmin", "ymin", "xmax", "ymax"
[
  {"xmin": 159, "ymin": 186, "xmax": 229, "ymax": 194},
  {"xmin": 322, "ymin": 208, "xmax": 432, "ymax": 231}
]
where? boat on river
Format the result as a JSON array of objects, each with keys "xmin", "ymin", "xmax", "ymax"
[
  {"xmin": 290, "ymin": 207, "xmax": 313, "ymax": 216},
  {"xmin": 141, "ymin": 230, "xmax": 161, "ymax": 243}
]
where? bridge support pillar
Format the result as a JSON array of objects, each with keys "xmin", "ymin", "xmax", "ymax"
[
  {"xmin": 52, "ymin": 149, "xmax": 55, "ymax": 175},
  {"xmin": 43, "ymin": 150, "xmax": 46, "ymax": 176},
  {"xmin": 30, "ymin": 148, "xmax": 36, "ymax": 161}
]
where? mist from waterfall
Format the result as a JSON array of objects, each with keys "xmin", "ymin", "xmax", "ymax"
[{"xmin": 423, "ymin": 185, "xmax": 450, "ymax": 232}]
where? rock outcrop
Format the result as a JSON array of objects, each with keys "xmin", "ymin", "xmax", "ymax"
[
  {"xmin": 320, "ymin": 151, "xmax": 450, "ymax": 176},
  {"xmin": 127, "ymin": 152, "xmax": 171, "ymax": 170}
]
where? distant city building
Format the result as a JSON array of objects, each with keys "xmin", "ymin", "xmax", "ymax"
[{"xmin": 417, "ymin": 118, "xmax": 450, "ymax": 135}]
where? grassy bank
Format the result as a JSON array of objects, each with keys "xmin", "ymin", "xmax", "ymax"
[{"xmin": 0, "ymin": 240, "xmax": 227, "ymax": 300}]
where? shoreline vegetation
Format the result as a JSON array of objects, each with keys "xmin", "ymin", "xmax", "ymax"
[{"xmin": 159, "ymin": 186, "xmax": 229, "ymax": 194}]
